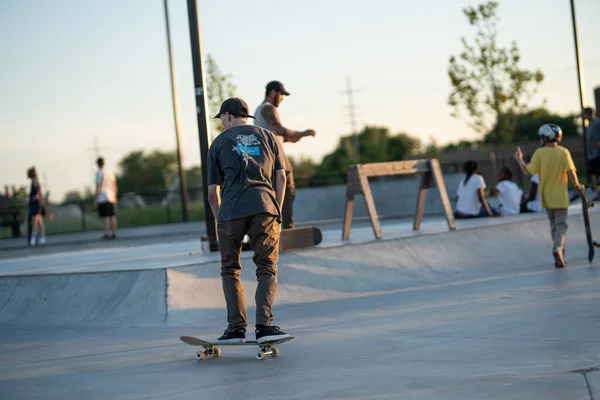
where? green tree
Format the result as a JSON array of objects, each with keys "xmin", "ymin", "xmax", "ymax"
[
  {"xmin": 448, "ymin": 1, "xmax": 544, "ymax": 143},
  {"xmin": 62, "ymin": 188, "xmax": 95, "ymax": 206},
  {"xmin": 312, "ymin": 126, "xmax": 422, "ymax": 186},
  {"xmin": 62, "ymin": 190, "xmax": 82, "ymax": 205},
  {"xmin": 424, "ymin": 137, "xmax": 442, "ymax": 159},
  {"xmin": 117, "ymin": 150, "xmax": 178, "ymax": 194},
  {"xmin": 10, "ymin": 185, "xmax": 28, "ymax": 207},
  {"xmin": 485, "ymin": 107, "xmax": 578, "ymax": 143},
  {"xmin": 185, "ymin": 166, "xmax": 202, "ymax": 189},
  {"xmin": 289, "ymin": 156, "xmax": 318, "ymax": 188},
  {"xmin": 444, "ymin": 140, "xmax": 482, "ymax": 152},
  {"xmin": 206, "ymin": 54, "xmax": 237, "ymax": 134}
]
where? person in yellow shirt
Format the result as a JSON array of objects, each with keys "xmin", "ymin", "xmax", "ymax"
[{"xmin": 514, "ymin": 123, "xmax": 584, "ymax": 268}]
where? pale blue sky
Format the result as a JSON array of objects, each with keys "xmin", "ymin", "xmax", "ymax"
[{"xmin": 1, "ymin": 0, "xmax": 599, "ymax": 201}]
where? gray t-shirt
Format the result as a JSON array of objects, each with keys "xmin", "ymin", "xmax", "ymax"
[
  {"xmin": 207, "ymin": 124, "xmax": 288, "ymax": 222},
  {"xmin": 587, "ymin": 118, "xmax": 600, "ymax": 160}
]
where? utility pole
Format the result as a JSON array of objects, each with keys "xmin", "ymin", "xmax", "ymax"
[
  {"xmin": 570, "ymin": 0, "xmax": 589, "ymax": 183},
  {"xmin": 345, "ymin": 76, "xmax": 360, "ymax": 164},
  {"xmin": 163, "ymin": 0, "xmax": 189, "ymax": 222},
  {"xmin": 186, "ymin": 0, "xmax": 218, "ymax": 251}
]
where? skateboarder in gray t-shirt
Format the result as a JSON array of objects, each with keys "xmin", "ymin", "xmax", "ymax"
[{"xmin": 207, "ymin": 97, "xmax": 291, "ymax": 344}]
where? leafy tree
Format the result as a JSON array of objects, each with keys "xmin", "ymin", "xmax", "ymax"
[
  {"xmin": 312, "ymin": 126, "xmax": 422, "ymax": 186},
  {"xmin": 9, "ymin": 185, "xmax": 28, "ymax": 207},
  {"xmin": 117, "ymin": 150, "xmax": 178, "ymax": 194},
  {"xmin": 61, "ymin": 188, "xmax": 95, "ymax": 206},
  {"xmin": 485, "ymin": 107, "xmax": 578, "ymax": 143},
  {"xmin": 443, "ymin": 140, "xmax": 482, "ymax": 152},
  {"xmin": 206, "ymin": 54, "xmax": 236, "ymax": 134},
  {"xmin": 448, "ymin": 1, "xmax": 544, "ymax": 143},
  {"xmin": 185, "ymin": 166, "xmax": 202, "ymax": 189},
  {"xmin": 289, "ymin": 156, "xmax": 317, "ymax": 188},
  {"xmin": 424, "ymin": 137, "xmax": 442, "ymax": 159},
  {"xmin": 62, "ymin": 190, "xmax": 83, "ymax": 205}
]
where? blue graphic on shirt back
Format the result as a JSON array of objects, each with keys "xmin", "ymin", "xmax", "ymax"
[{"xmin": 234, "ymin": 144, "xmax": 260, "ymax": 156}]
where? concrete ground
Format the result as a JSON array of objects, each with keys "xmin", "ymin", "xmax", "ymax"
[{"xmin": 0, "ymin": 206, "xmax": 599, "ymax": 399}]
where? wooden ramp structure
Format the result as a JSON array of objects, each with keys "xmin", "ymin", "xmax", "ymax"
[{"xmin": 342, "ymin": 159, "xmax": 456, "ymax": 240}]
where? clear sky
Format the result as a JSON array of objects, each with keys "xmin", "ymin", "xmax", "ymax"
[{"xmin": 1, "ymin": 0, "xmax": 599, "ymax": 201}]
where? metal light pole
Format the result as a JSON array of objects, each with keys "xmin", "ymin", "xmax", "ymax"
[
  {"xmin": 569, "ymin": 0, "xmax": 589, "ymax": 183},
  {"xmin": 186, "ymin": 0, "xmax": 218, "ymax": 251},
  {"xmin": 163, "ymin": 0, "xmax": 189, "ymax": 222}
]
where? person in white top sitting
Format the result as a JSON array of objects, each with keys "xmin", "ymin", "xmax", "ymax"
[
  {"xmin": 489, "ymin": 167, "xmax": 523, "ymax": 216},
  {"xmin": 455, "ymin": 160, "xmax": 498, "ymax": 218},
  {"xmin": 95, "ymin": 157, "xmax": 118, "ymax": 239},
  {"xmin": 520, "ymin": 173, "xmax": 543, "ymax": 213}
]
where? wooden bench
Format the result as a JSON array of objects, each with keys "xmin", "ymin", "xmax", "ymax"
[{"xmin": 342, "ymin": 159, "xmax": 456, "ymax": 240}]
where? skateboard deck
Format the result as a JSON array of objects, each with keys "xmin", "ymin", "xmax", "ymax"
[
  {"xmin": 180, "ymin": 335, "xmax": 295, "ymax": 360},
  {"xmin": 581, "ymin": 194, "xmax": 599, "ymax": 263},
  {"xmin": 279, "ymin": 226, "xmax": 322, "ymax": 251}
]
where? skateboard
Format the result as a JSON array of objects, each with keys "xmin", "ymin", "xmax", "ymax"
[
  {"xmin": 180, "ymin": 335, "xmax": 295, "ymax": 360},
  {"xmin": 580, "ymin": 194, "xmax": 600, "ymax": 263},
  {"xmin": 279, "ymin": 226, "xmax": 323, "ymax": 251}
]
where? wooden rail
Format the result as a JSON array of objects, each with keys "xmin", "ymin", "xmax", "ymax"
[{"xmin": 342, "ymin": 159, "xmax": 456, "ymax": 240}]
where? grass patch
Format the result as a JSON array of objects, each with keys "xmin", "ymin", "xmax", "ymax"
[{"xmin": 0, "ymin": 201, "xmax": 205, "ymax": 238}]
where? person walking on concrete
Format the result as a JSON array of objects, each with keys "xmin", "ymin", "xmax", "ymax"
[
  {"xmin": 27, "ymin": 166, "xmax": 46, "ymax": 247},
  {"xmin": 254, "ymin": 80, "xmax": 316, "ymax": 229},
  {"xmin": 208, "ymin": 97, "xmax": 290, "ymax": 344},
  {"xmin": 94, "ymin": 157, "xmax": 118, "ymax": 239},
  {"xmin": 514, "ymin": 123, "xmax": 584, "ymax": 268},
  {"xmin": 583, "ymin": 107, "xmax": 600, "ymax": 200}
]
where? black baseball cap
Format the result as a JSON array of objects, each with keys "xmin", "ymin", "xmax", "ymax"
[
  {"xmin": 213, "ymin": 97, "xmax": 257, "ymax": 120},
  {"xmin": 266, "ymin": 81, "xmax": 290, "ymax": 96}
]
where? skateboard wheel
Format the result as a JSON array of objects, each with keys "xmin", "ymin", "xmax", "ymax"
[
  {"xmin": 272, "ymin": 347, "xmax": 279, "ymax": 357},
  {"xmin": 256, "ymin": 352, "xmax": 265, "ymax": 360},
  {"xmin": 214, "ymin": 348, "xmax": 221, "ymax": 357},
  {"xmin": 196, "ymin": 352, "xmax": 204, "ymax": 360}
]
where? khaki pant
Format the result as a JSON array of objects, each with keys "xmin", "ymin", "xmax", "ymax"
[
  {"xmin": 217, "ymin": 213, "xmax": 280, "ymax": 330},
  {"xmin": 546, "ymin": 209, "xmax": 568, "ymax": 252}
]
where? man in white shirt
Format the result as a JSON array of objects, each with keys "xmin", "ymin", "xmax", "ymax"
[
  {"xmin": 490, "ymin": 167, "xmax": 523, "ymax": 216},
  {"xmin": 95, "ymin": 157, "xmax": 118, "ymax": 239}
]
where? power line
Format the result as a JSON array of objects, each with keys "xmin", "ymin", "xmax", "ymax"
[{"xmin": 345, "ymin": 76, "xmax": 360, "ymax": 163}]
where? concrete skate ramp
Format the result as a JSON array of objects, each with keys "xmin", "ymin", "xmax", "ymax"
[
  {"xmin": 0, "ymin": 211, "xmax": 597, "ymax": 327},
  {"xmin": 167, "ymin": 211, "xmax": 595, "ymax": 326},
  {"xmin": 0, "ymin": 270, "xmax": 167, "ymax": 326}
]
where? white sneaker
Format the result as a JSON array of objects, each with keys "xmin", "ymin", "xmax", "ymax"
[{"xmin": 38, "ymin": 236, "xmax": 46, "ymax": 246}]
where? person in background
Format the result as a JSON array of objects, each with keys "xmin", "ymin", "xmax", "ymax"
[
  {"xmin": 514, "ymin": 123, "xmax": 584, "ymax": 268},
  {"xmin": 95, "ymin": 157, "xmax": 118, "ymax": 240},
  {"xmin": 489, "ymin": 167, "xmax": 523, "ymax": 216},
  {"xmin": 520, "ymin": 173, "xmax": 543, "ymax": 213},
  {"xmin": 27, "ymin": 166, "xmax": 46, "ymax": 247},
  {"xmin": 455, "ymin": 160, "xmax": 498, "ymax": 218}
]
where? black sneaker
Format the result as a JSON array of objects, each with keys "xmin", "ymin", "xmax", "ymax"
[
  {"xmin": 255, "ymin": 325, "xmax": 290, "ymax": 344},
  {"xmin": 216, "ymin": 327, "xmax": 246, "ymax": 343}
]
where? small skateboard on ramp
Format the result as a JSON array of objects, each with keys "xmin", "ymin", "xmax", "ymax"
[
  {"xmin": 580, "ymin": 194, "xmax": 600, "ymax": 262},
  {"xmin": 279, "ymin": 226, "xmax": 322, "ymax": 251},
  {"xmin": 180, "ymin": 336, "xmax": 295, "ymax": 360}
]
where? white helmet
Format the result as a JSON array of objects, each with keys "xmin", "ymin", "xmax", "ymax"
[{"xmin": 538, "ymin": 123, "xmax": 562, "ymax": 142}]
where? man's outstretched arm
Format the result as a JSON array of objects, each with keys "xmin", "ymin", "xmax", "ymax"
[{"xmin": 261, "ymin": 104, "xmax": 315, "ymax": 143}]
